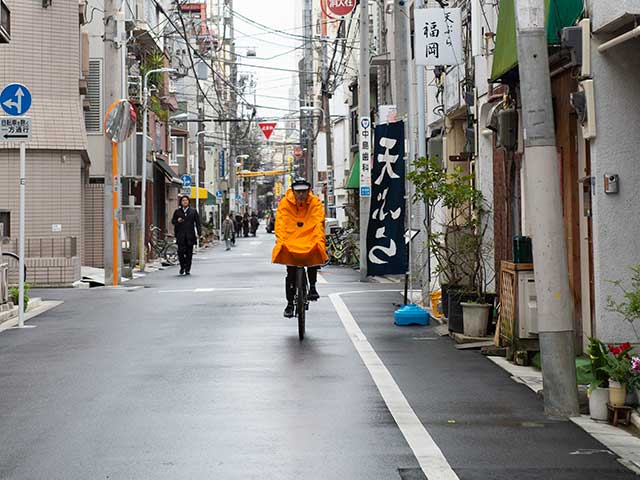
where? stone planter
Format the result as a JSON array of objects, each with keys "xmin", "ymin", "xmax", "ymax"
[
  {"xmin": 461, "ymin": 302, "xmax": 492, "ymax": 337},
  {"xmin": 588, "ymin": 386, "xmax": 609, "ymax": 421},
  {"xmin": 609, "ymin": 380, "xmax": 627, "ymax": 406}
]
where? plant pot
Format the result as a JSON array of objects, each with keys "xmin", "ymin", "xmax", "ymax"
[
  {"xmin": 588, "ymin": 386, "xmax": 609, "ymax": 421},
  {"xmin": 608, "ymin": 380, "xmax": 627, "ymax": 406},
  {"xmin": 461, "ymin": 303, "xmax": 492, "ymax": 337},
  {"xmin": 447, "ymin": 288, "xmax": 472, "ymax": 333},
  {"xmin": 441, "ymin": 284, "xmax": 452, "ymax": 318}
]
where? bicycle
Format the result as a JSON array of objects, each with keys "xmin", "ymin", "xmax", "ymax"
[
  {"xmin": 294, "ymin": 266, "xmax": 308, "ymax": 341},
  {"xmin": 1, "ymin": 251, "xmax": 27, "ymax": 283},
  {"xmin": 149, "ymin": 225, "xmax": 179, "ymax": 266},
  {"xmin": 326, "ymin": 228, "xmax": 360, "ymax": 267}
]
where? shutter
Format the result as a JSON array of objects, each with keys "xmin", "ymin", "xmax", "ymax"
[{"xmin": 84, "ymin": 59, "xmax": 102, "ymax": 133}]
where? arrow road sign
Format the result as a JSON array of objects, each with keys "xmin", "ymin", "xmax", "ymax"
[
  {"xmin": 0, "ymin": 116, "xmax": 31, "ymax": 142},
  {"xmin": 0, "ymin": 84, "xmax": 32, "ymax": 116},
  {"xmin": 181, "ymin": 174, "xmax": 193, "ymax": 187}
]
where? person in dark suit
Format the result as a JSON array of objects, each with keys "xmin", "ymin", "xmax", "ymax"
[{"xmin": 171, "ymin": 195, "xmax": 202, "ymax": 275}]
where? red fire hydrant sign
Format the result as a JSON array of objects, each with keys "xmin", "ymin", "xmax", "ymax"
[
  {"xmin": 327, "ymin": 0, "xmax": 356, "ymax": 17},
  {"xmin": 258, "ymin": 122, "xmax": 277, "ymax": 140}
]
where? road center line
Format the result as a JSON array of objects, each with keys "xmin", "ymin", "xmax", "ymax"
[
  {"xmin": 329, "ymin": 291, "xmax": 459, "ymax": 480},
  {"xmin": 158, "ymin": 288, "xmax": 252, "ymax": 294}
]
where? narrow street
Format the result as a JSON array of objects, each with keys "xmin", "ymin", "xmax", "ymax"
[{"xmin": 0, "ymin": 233, "xmax": 636, "ymax": 480}]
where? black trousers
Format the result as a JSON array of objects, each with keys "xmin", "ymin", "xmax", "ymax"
[
  {"xmin": 285, "ymin": 266, "xmax": 319, "ymax": 303},
  {"xmin": 178, "ymin": 243, "xmax": 194, "ymax": 272}
]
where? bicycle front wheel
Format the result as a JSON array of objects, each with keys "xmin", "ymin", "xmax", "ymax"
[
  {"xmin": 296, "ymin": 267, "xmax": 306, "ymax": 341},
  {"xmin": 163, "ymin": 244, "xmax": 179, "ymax": 265}
]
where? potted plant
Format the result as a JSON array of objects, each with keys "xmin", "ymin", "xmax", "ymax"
[
  {"xmin": 409, "ymin": 158, "xmax": 493, "ymax": 333},
  {"xmin": 631, "ymin": 355, "xmax": 640, "ymax": 405},
  {"xmin": 9, "ymin": 282, "xmax": 30, "ymax": 312},
  {"xmin": 586, "ymin": 337, "xmax": 610, "ymax": 420},
  {"xmin": 602, "ymin": 342, "xmax": 633, "ymax": 406}
]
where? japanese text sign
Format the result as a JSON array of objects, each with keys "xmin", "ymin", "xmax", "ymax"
[
  {"xmin": 359, "ymin": 116, "xmax": 372, "ymax": 197},
  {"xmin": 366, "ymin": 121, "xmax": 407, "ymax": 276},
  {"xmin": 0, "ymin": 116, "xmax": 31, "ymax": 142},
  {"xmin": 414, "ymin": 8, "xmax": 462, "ymax": 66}
]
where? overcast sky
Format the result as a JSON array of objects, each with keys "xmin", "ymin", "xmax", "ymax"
[{"xmin": 233, "ymin": 0, "xmax": 300, "ymax": 122}]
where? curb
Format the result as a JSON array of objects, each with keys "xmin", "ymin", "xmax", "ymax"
[
  {"xmin": 486, "ymin": 354, "xmax": 640, "ymax": 474},
  {"xmin": 0, "ymin": 300, "xmax": 63, "ymax": 333}
]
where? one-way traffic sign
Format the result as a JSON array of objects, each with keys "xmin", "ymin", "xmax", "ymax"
[{"xmin": 0, "ymin": 116, "xmax": 31, "ymax": 141}]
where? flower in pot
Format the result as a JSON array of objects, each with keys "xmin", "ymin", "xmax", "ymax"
[
  {"xmin": 601, "ymin": 342, "xmax": 633, "ymax": 406},
  {"xmin": 586, "ymin": 337, "xmax": 611, "ymax": 420},
  {"xmin": 630, "ymin": 355, "xmax": 640, "ymax": 405}
]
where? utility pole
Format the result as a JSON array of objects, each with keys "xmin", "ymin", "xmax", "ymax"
[
  {"xmin": 225, "ymin": 0, "xmax": 237, "ymax": 214},
  {"xmin": 103, "ymin": 0, "xmax": 122, "ymax": 285},
  {"xmin": 358, "ymin": 0, "xmax": 370, "ymax": 281},
  {"xmin": 303, "ymin": 0, "xmax": 314, "ymax": 188},
  {"xmin": 321, "ymin": 12, "xmax": 334, "ymax": 217},
  {"xmin": 515, "ymin": 0, "xmax": 579, "ymax": 418}
]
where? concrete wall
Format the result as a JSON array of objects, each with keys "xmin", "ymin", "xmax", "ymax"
[{"xmin": 589, "ymin": 28, "xmax": 640, "ymax": 342}]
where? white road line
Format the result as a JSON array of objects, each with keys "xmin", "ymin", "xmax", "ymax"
[
  {"xmin": 329, "ymin": 291, "xmax": 459, "ymax": 480},
  {"xmin": 158, "ymin": 288, "xmax": 252, "ymax": 294},
  {"xmin": 317, "ymin": 272, "xmax": 328, "ymax": 284}
]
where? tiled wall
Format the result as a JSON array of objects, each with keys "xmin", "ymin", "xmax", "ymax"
[{"xmin": 0, "ymin": 1, "xmax": 88, "ymax": 152}]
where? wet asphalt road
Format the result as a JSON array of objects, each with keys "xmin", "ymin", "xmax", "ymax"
[{"xmin": 0, "ymin": 231, "xmax": 637, "ymax": 479}]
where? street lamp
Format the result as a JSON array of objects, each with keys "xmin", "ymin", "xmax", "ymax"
[{"xmin": 140, "ymin": 67, "xmax": 177, "ymax": 272}]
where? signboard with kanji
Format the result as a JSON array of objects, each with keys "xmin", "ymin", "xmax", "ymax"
[
  {"xmin": 359, "ymin": 116, "xmax": 371, "ymax": 197},
  {"xmin": 414, "ymin": 8, "xmax": 462, "ymax": 66},
  {"xmin": 326, "ymin": 0, "xmax": 356, "ymax": 17},
  {"xmin": 258, "ymin": 122, "xmax": 277, "ymax": 140},
  {"xmin": 0, "ymin": 116, "xmax": 31, "ymax": 141}
]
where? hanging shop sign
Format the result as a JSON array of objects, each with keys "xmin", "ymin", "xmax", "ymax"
[{"xmin": 414, "ymin": 8, "xmax": 463, "ymax": 66}]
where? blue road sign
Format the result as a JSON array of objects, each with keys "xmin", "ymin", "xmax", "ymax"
[
  {"xmin": 181, "ymin": 174, "xmax": 192, "ymax": 187},
  {"xmin": 216, "ymin": 191, "xmax": 223, "ymax": 199},
  {"xmin": 1, "ymin": 84, "xmax": 32, "ymax": 116},
  {"xmin": 360, "ymin": 186, "xmax": 371, "ymax": 197}
]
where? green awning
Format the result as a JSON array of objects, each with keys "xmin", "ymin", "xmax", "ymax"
[
  {"xmin": 346, "ymin": 153, "xmax": 359, "ymax": 189},
  {"xmin": 490, "ymin": 0, "xmax": 583, "ymax": 82}
]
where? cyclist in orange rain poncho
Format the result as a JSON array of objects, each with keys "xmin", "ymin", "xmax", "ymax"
[{"xmin": 272, "ymin": 177, "xmax": 328, "ymax": 318}]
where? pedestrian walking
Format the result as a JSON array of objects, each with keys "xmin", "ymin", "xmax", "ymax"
[
  {"xmin": 250, "ymin": 212, "xmax": 259, "ymax": 237},
  {"xmin": 222, "ymin": 214, "xmax": 234, "ymax": 251},
  {"xmin": 242, "ymin": 213, "xmax": 250, "ymax": 238},
  {"xmin": 171, "ymin": 195, "xmax": 201, "ymax": 275},
  {"xmin": 234, "ymin": 212, "xmax": 243, "ymax": 237}
]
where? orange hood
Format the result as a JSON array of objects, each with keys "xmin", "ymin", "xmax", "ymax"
[{"xmin": 271, "ymin": 189, "xmax": 328, "ymax": 266}]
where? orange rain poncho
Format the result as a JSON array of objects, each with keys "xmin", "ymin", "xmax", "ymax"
[{"xmin": 271, "ymin": 189, "xmax": 329, "ymax": 267}]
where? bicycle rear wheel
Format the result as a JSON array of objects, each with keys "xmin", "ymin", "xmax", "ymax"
[
  {"xmin": 296, "ymin": 267, "xmax": 306, "ymax": 341},
  {"xmin": 163, "ymin": 244, "xmax": 179, "ymax": 265}
]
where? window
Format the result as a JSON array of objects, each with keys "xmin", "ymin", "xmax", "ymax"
[
  {"xmin": 171, "ymin": 136, "xmax": 185, "ymax": 166},
  {"xmin": 0, "ymin": 211, "xmax": 9, "ymax": 238},
  {"xmin": 84, "ymin": 59, "xmax": 103, "ymax": 133},
  {"xmin": 0, "ymin": 1, "xmax": 10, "ymax": 43}
]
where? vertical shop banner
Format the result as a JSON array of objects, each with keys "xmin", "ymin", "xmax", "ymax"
[{"xmin": 366, "ymin": 121, "xmax": 407, "ymax": 276}]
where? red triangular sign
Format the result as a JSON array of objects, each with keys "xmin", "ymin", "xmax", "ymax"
[{"xmin": 258, "ymin": 122, "xmax": 277, "ymax": 140}]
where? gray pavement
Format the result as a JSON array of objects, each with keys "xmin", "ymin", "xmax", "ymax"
[{"xmin": 0, "ymin": 231, "xmax": 637, "ymax": 479}]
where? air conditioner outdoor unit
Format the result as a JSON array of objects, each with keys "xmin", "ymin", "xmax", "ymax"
[{"xmin": 517, "ymin": 271, "xmax": 538, "ymax": 339}]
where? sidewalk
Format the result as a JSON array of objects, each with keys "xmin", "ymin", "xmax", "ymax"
[{"xmin": 329, "ymin": 268, "xmax": 640, "ymax": 479}]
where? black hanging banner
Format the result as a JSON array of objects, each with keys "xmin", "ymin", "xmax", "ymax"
[{"xmin": 366, "ymin": 121, "xmax": 407, "ymax": 276}]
